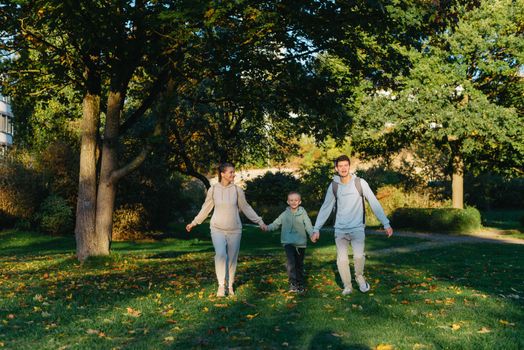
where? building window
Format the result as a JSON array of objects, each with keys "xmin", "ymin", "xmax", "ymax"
[
  {"xmin": 7, "ymin": 117, "xmax": 13, "ymax": 134},
  {"xmin": 0, "ymin": 114, "xmax": 6, "ymax": 132}
]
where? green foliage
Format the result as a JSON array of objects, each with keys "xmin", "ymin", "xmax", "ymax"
[
  {"xmin": 355, "ymin": 163, "xmax": 423, "ymax": 192},
  {"xmin": 244, "ymin": 172, "xmax": 300, "ymax": 220},
  {"xmin": 392, "ymin": 207, "xmax": 482, "ymax": 233},
  {"xmin": 365, "ymin": 185, "xmax": 446, "ymax": 226},
  {"xmin": 465, "ymin": 174, "xmax": 524, "ymax": 210},
  {"xmin": 37, "ymin": 194, "xmax": 74, "ymax": 235},
  {"xmin": 0, "ymin": 157, "xmax": 46, "ymax": 228},
  {"xmin": 245, "ymin": 171, "xmax": 301, "ymax": 206},
  {"xmin": 117, "ymin": 140, "xmax": 194, "ymax": 229},
  {"xmin": 352, "ymin": 0, "xmax": 523, "ymax": 179},
  {"xmin": 112, "ymin": 203, "xmax": 150, "ymax": 241},
  {"xmin": 298, "ymin": 163, "xmax": 335, "ymax": 211}
]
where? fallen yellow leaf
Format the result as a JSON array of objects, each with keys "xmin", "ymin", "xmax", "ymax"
[
  {"xmin": 477, "ymin": 327, "xmax": 491, "ymax": 334},
  {"xmin": 246, "ymin": 313, "xmax": 258, "ymax": 320},
  {"xmin": 126, "ymin": 307, "xmax": 142, "ymax": 317},
  {"xmin": 499, "ymin": 320, "xmax": 515, "ymax": 326},
  {"xmin": 451, "ymin": 323, "xmax": 461, "ymax": 331},
  {"xmin": 375, "ymin": 344, "xmax": 394, "ymax": 350}
]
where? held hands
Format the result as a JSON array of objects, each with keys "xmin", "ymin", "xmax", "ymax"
[
  {"xmin": 259, "ymin": 223, "xmax": 268, "ymax": 231},
  {"xmin": 385, "ymin": 227, "xmax": 393, "ymax": 238},
  {"xmin": 310, "ymin": 232, "xmax": 319, "ymax": 243}
]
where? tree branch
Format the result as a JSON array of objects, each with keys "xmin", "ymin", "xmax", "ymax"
[{"xmin": 119, "ymin": 68, "xmax": 169, "ymax": 134}]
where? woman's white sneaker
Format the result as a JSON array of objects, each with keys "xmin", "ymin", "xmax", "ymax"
[
  {"xmin": 216, "ymin": 285, "xmax": 226, "ymax": 297},
  {"xmin": 342, "ymin": 286, "xmax": 353, "ymax": 295}
]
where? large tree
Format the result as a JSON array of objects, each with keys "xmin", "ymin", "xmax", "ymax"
[
  {"xmin": 351, "ymin": 0, "xmax": 524, "ymax": 208},
  {"xmin": 1, "ymin": 1, "xmax": 203, "ymax": 260}
]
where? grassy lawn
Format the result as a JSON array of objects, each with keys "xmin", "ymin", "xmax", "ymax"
[
  {"xmin": 0, "ymin": 227, "xmax": 522, "ymax": 350},
  {"xmin": 481, "ymin": 209, "xmax": 524, "ymax": 238}
]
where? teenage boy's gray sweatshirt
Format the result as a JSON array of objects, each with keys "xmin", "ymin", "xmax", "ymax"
[
  {"xmin": 313, "ymin": 175, "xmax": 390, "ymax": 236},
  {"xmin": 191, "ymin": 183, "xmax": 263, "ymax": 234}
]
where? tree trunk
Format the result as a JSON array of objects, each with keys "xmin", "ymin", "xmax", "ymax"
[
  {"xmin": 75, "ymin": 88, "xmax": 102, "ymax": 261},
  {"xmin": 451, "ymin": 153, "xmax": 464, "ymax": 209},
  {"xmin": 95, "ymin": 90, "xmax": 123, "ymax": 252}
]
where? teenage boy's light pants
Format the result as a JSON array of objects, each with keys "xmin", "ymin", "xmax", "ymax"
[
  {"xmin": 335, "ymin": 229, "xmax": 366, "ymax": 288},
  {"xmin": 211, "ymin": 231, "xmax": 242, "ymax": 288}
]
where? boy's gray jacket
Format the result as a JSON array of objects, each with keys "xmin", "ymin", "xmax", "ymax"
[
  {"xmin": 313, "ymin": 175, "xmax": 390, "ymax": 235},
  {"xmin": 191, "ymin": 183, "xmax": 263, "ymax": 234},
  {"xmin": 268, "ymin": 206, "xmax": 314, "ymax": 248}
]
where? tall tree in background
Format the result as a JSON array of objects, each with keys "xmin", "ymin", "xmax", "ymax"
[
  {"xmin": 1, "ymin": 1, "xmax": 200, "ymax": 260},
  {"xmin": 352, "ymin": 0, "xmax": 524, "ymax": 208}
]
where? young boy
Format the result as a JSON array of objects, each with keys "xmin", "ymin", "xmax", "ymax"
[{"xmin": 266, "ymin": 192, "xmax": 315, "ymax": 293}]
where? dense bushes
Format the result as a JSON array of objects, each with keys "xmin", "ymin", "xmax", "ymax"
[
  {"xmin": 365, "ymin": 185, "xmax": 445, "ymax": 226},
  {"xmin": 0, "ymin": 142, "xmax": 78, "ymax": 231},
  {"xmin": 244, "ymin": 171, "xmax": 301, "ymax": 220},
  {"xmin": 112, "ymin": 203, "xmax": 150, "ymax": 241},
  {"xmin": 465, "ymin": 173, "xmax": 524, "ymax": 210},
  {"xmin": 391, "ymin": 207, "xmax": 482, "ymax": 233},
  {"xmin": 37, "ymin": 195, "xmax": 74, "ymax": 235},
  {"xmin": 244, "ymin": 167, "xmax": 447, "ymax": 226},
  {"xmin": 0, "ymin": 160, "xmax": 46, "ymax": 228}
]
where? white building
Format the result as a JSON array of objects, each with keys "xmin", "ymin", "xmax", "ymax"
[{"xmin": 0, "ymin": 94, "xmax": 14, "ymax": 153}]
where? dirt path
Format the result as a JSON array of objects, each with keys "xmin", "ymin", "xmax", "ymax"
[{"xmin": 364, "ymin": 229, "xmax": 524, "ymax": 256}]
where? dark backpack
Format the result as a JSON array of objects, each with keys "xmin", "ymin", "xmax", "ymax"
[{"xmin": 331, "ymin": 177, "xmax": 365, "ymax": 225}]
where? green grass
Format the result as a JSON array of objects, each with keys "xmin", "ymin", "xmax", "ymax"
[
  {"xmin": 0, "ymin": 227, "xmax": 522, "ymax": 350},
  {"xmin": 481, "ymin": 209, "xmax": 524, "ymax": 238}
]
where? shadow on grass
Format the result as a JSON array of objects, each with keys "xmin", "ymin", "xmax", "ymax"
[
  {"xmin": 1, "ymin": 226, "xmax": 523, "ymax": 349},
  {"xmin": 0, "ymin": 230, "xmax": 75, "ymax": 257}
]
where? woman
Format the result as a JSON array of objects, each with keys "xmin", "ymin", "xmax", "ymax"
[{"xmin": 186, "ymin": 163, "xmax": 267, "ymax": 297}]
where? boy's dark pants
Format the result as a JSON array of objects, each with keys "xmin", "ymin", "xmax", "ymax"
[{"xmin": 284, "ymin": 244, "xmax": 306, "ymax": 287}]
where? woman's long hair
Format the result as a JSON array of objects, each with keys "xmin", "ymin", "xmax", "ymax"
[{"xmin": 218, "ymin": 162, "xmax": 234, "ymax": 182}]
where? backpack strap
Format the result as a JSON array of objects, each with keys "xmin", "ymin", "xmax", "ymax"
[
  {"xmin": 354, "ymin": 177, "xmax": 365, "ymax": 225},
  {"xmin": 331, "ymin": 181, "xmax": 338, "ymax": 215}
]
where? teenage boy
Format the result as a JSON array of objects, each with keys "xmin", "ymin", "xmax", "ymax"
[{"xmin": 311, "ymin": 155, "xmax": 393, "ymax": 295}]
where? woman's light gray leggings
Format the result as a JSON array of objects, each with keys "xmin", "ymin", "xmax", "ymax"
[
  {"xmin": 335, "ymin": 229, "xmax": 366, "ymax": 288},
  {"xmin": 211, "ymin": 231, "xmax": 242, "ymax": 287}
]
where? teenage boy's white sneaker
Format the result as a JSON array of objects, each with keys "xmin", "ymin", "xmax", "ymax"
[
  {"xmin": 216, "ymin": 285, "xmax": 226, "ymax": 297},
  {"xmin": 342, "ymin": 287, "xmax": 353, "ymax": 296},
  {"xmin": 356, "ymin": 276, "xmax": 370, "ymax": 293}
]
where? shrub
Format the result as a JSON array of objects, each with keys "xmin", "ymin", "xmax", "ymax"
[
  {"xmin": 465, "ymin": 173, "xmax": 524, "ymax": 210},
  {"xmin": 244, "ymin": 171, "xmax": 300, "ymax": 220},
  {"xmin": 37, "ymin": 195, "xmax": 74, "ymax": 235},
  {"xmin": 390, "ymin": 208, "xmax": 434, "ymax": 230},
  {"xmin": 391, "ymin": 207, "xmax": 482, "ymax": 233},
  {"xmin": 112, "ymin": 203, "xmax": 150, "ymax": 241},
  {"xmin": 0, "ymin": 160, "xmax": 46, "ymax": 228},
  {"xmin": 245, "ymin": 171, "xmax": 300, "ymax": 205},
  {"xmin": 365, "ymin": 185, "xmax": 445, "ymax": 226}
]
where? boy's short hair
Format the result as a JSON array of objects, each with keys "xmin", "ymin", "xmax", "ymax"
[
  {"xmin": 334, "ymin": 155, "xmax": 351, "ymax": 167},
  {"xmin": 287, "ymin": 191, "xmax": 301, "ymax": 199}
]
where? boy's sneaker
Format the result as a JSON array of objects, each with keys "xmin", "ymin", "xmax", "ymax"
[
  {"xmin": 228, "ymin": 286, "xmax": 235, "ymax": 296},
  {"xmin": 342, "ymin": 286, "xmax": 353, "ymax": 296},
  {"xmin": 288, "ymin": 285, "xmax": 299, "ymax": 293},
  {"xmin": 356, "ymin": 276, "xmax": 370, "ymax": 293},
  {"xmin": 297, "ymin": 286, "xmax": 306, "ymax": 294},
  {"xmin": 216, "ymin": 285, "xmax": 225, "ymax": 297}
]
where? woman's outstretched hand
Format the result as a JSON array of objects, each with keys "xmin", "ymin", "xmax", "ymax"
[{"xmin": 185, "ymin": 223, "xmax": 195, "ymax": 232}]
